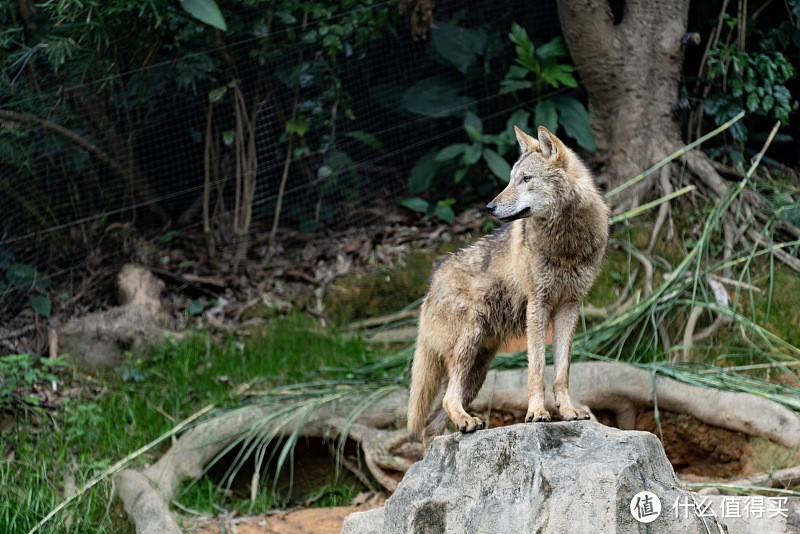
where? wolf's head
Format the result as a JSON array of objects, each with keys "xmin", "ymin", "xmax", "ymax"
[{"xmin": 486, "ymin": 126, "xmax": 588, "ymax": 222}]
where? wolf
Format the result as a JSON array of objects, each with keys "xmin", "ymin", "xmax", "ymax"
[{"xmin": 407, "ymin": 125, "xmax": 609, "ymax": 446}]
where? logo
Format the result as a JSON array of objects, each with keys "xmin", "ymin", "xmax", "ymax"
[{"xmin": 630, "ymin": 491, "xmax": 661, "ymax": 523}]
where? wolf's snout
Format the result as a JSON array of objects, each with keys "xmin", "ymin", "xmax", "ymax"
[{"xmin": 486, "ymin": 202, "xmax": 496, "ymax": 214}]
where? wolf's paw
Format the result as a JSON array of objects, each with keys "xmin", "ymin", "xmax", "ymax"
[
  {"xmin": 525, "ymin": 410, "xmax": 551, "ymax": 423},
  {"xmin": 559, "ymin": 407, "xmax": 590, "ymax": 421},
  {"xmin": 456, "ymin": 416, "xmax": 484, "ymax": 433}
]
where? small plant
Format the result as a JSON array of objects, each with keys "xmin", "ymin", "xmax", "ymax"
[
  {"xmin": 306, "ymin": 479, "xmax": 362, "ymax": 507},
  {"xmin": 0, "ymin": 354, "xmax": 63, "ymax": 415},
  {"xmin": 64, "ymin": 400, "xmax": 105, "ymax": 445},
  {"xmin": 400, "ymin": 196, "xmax": 458, "ymax": 224},
  {"xmin": 430, "ymin": 110, "xmax": 518, "ymax": 184},
  {"xmin": 500, "ymin": 23, "xmax": 595, "ymax": 152},
  {"xmin": 400, "ymin": 109, "xmax": 531, "ymax": 221}
]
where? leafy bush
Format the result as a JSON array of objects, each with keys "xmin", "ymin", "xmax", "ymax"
[
  {"xmin": 399, "ymin": 22, "xmax": 594, "ymax": 220},
  {"xmin": 705, "ymin": 28, "xmax": 797, "ymax": 137},
  {"xmin": 701, "ymin": 9, "xmax": 799, "ymax": 164},
  {"xmin": 501, "ymin": 23, "xmax": 595, "ymax": 152},
  {"xmin": 400, "ymin": 109, "xmax": 531, "ymax": 221},
  {"xmin": 0, "ymin": 0, "xmax": 395, "ymax": 253}
]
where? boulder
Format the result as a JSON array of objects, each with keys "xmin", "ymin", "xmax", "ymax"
[{"xmin": 342, "ymin": 421, "xmax": 721, "ymax": 533}]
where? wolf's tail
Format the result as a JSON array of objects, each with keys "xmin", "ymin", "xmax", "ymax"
[{"xmin": 407, "ymin": 341, "xmax": 444, "ymax": 440}]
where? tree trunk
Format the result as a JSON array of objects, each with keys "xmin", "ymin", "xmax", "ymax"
[{"xmin": 556, "ymin": 0, "xmax": 690, "ymax": 200}]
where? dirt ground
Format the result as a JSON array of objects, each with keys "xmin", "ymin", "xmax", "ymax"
[
  {"xmin": 634, "ymin": 410, "xmax": 753, "ymax": 478},
  {"xmin": 191, "ymin": 505, "xmax": 380, "ymax": 534}
]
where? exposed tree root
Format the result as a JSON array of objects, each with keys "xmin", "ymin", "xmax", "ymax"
[
  {"xmin": 58, "ymin": 264, "xmax": 177, "ymax": 369},
  {"xmin": 470, "ymin": 363, "xmax": 800, "ymax": 449},
  {"xmin": 116, "ymin": 470, "xmax": 182, "ymax": 534},
  {"xmin": 689, "ymin": 464, "xmax": 800, "ymax": 494},
  {"xmin": 725, "ymin": 464, "xmax": 800, "ymax": 490},
  {"xmin": 115, "ymin": 361, "xmax": 800, "ymax": 529}
]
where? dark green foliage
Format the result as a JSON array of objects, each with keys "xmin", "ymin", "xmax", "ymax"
[
  {"xmin": 0, "ymin": 246, "xmax": 51, "ymax": 317},
  {"xmin": 0, "ymin": 0, "xmax": 395, "ymax": 265},
  {"xmin": 399, "ymin": 108, "xmax": 526, "ymax": 222},
  {"xmin": 399, "ymin": 21, "xmax": 595, "ymax": 220},
  {"xmin": 400, "ymin": 77, "xmax": 476, "ymax": 118},
  {"xmin": 699, "ymin": 6, "xmax": 800, "ymax": 164},
  {"xmin": 431, "ymin": 22, "xmax": 488, "ymax": 74},
  {"xmin": 705, "ymin": 37, "xmax": 796, "ymax": 139},
  {"xmin": 501, "ymin": 23, "xmax": 594, "ymax": 152}
]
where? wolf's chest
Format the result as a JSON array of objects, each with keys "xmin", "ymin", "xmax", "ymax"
[{"xmin": 529, "ymin": 259, "xmax": 596, "ymax": 306}]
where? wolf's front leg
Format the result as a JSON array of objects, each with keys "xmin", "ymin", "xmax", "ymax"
[
  {"xmin": 552, "ymin": 301, "xmax": 589, "ymax": 420},
  {"xmin": 525, "ymin": 301, "xmax": 550, "ymax": 422}
]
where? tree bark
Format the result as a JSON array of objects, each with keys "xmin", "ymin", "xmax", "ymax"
[{"xmin": 556, "ymin": 0, "xmax": 690, "ymax": 199}]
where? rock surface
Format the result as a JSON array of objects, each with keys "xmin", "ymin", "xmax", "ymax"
[
  {"xmin": 342, "ymin": 421, "xmax": 721, "ymax": 533},
  {"xmin": 703, "ymin": 495, "xmax": 800, "ymax": 534}
]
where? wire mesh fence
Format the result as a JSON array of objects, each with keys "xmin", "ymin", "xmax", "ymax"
[{"xmin": 1, "ymin": 0, "xmax": 577, "ymax": 346}]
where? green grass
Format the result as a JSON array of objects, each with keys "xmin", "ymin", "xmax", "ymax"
[
  {"xmin": 323, "ymin": 243, "xmax": 463, "ymax": 325},
  {"xmin": 0, "ymin": 313, "xmax": 372, "ymax": 534},
  {"xmin": 752, "ymin": 266, "xmax": 800, "ymax": 349}
]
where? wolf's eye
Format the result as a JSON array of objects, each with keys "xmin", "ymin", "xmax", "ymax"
[{"xmin": 521, "ymin": 175, "xmax": 532, "ymax": 183}]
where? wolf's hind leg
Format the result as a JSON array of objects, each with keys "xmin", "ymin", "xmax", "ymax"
[
  {"xmin": 422, "ymin": 407, "xmax": 449, "ymax": 449},
  {"xmin": 442, "ymin": 375, "xmax": 483, "ymax": 433},
  {"xmin": 458, "ymin": 346, "xmax": 496, "ymax": 429},
  {"xmin": 442, "ymin": 342, "xmax": 493, "ymax": 433}
]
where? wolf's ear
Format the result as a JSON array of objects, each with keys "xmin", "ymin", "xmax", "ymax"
[
  {"xmin": 514, "ymin": 125, "xmax": 539, "ymax": 153},
  {"xmin": 537, "ymin": 126, "xmax": 566, "ymax": 165}
]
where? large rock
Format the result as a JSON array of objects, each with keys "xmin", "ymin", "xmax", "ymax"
[{"xmin": 342, "ymin": 421, "xmax": 721, "ymax": 533}]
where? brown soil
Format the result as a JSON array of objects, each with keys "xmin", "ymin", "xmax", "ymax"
[
  {"xmin": 634, "ymin": 410, "xmax": 753, "ymax": 478},
  {"xmin": 192, "ymin": 505, "xmax": 379, "ymax": 534}
]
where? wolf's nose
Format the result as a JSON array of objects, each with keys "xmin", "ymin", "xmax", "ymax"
[{"xmin": 486, "ymin": 202, "xmax": 496, "ymax": 214}]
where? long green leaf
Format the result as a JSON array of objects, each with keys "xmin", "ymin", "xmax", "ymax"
[
  {"xmin": 483, "ymin": 148, "xmax": 511, "ymax": 182},
  {"xmin": 610, "ymin": 185, "xmax": 696, "ymax": 225},
  {"xmin": 534, "ymin": 99, "xmax": 557, "ymax": 133},
  {"xmin": 407, "ymin": 149, "xmax": 441, "ymax": 194},
  {"xmin": 551, "ymin": 95, "xmax": 595, "ymax": 152},
  {"xmin": 179, "ymin": 0, "xmax": 227, "ymax": 31}
]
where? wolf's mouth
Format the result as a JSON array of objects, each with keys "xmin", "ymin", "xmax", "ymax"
[{"xmin": 497, "ymin": 207, "xmax": 531, "ymax": 222}]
